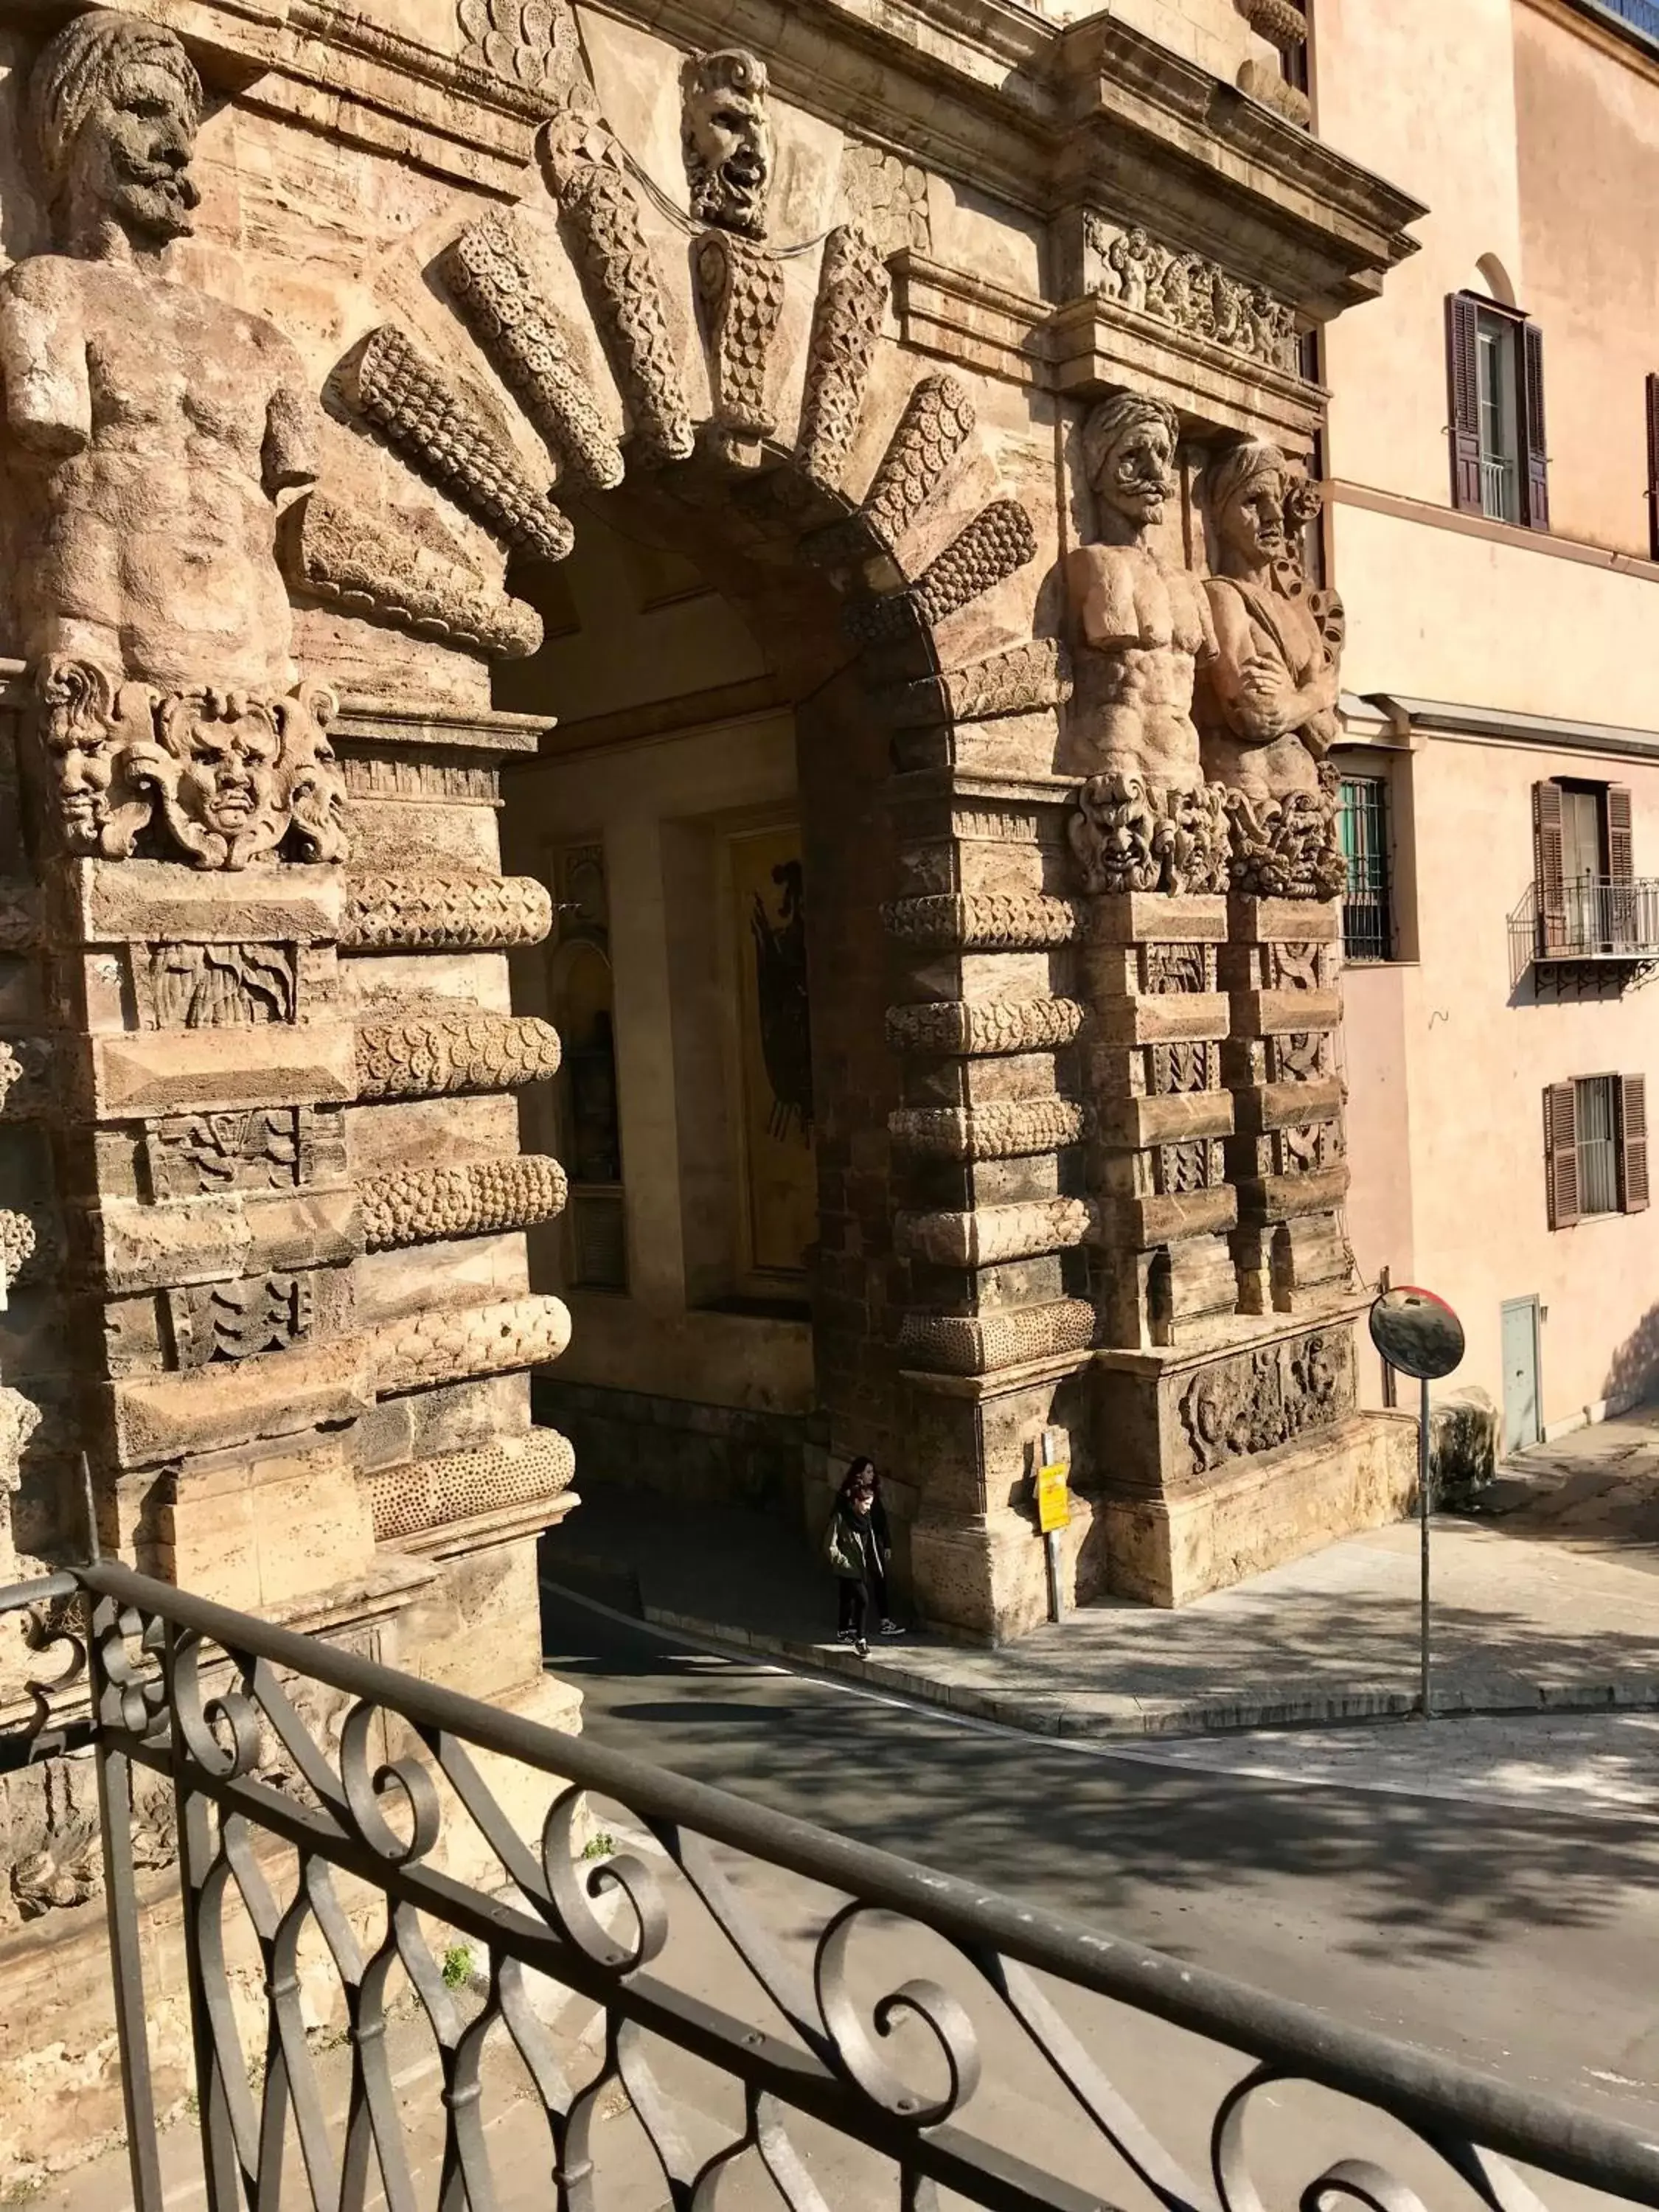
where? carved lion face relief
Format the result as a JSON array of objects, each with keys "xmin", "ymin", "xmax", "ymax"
[{"xmin": 681, "ymin": 49, "xmax": 773, "ymax": 239}]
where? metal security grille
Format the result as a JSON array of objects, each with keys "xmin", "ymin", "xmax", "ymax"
[
  {"xmin": 1576, "ymin": 1074, "xmax": 1621, "ymax": 1215},
  {"xmin": 1338, "ymin": 775, "xmax": 1392, "ymax": 961}
]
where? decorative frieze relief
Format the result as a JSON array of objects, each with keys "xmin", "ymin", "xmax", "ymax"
[
  {"xmin": 1272, "ymin": 1121, "xmax": 1345, "ymax": 1176},
  {"xmin": 552, "ymin": 161, "xmax": 696, "ymax": 465},
  {"xmin": 1178, "ymin": 1326, "xmax": 1352, "ymax": 1477},
  {"xmin": 694, "ymin": 231, "xmax": 785, "ymax": 448},
  {"xmin": 1085, "ymin": 217, "xmax": 1301, "ymax": 375},
  {"xmin": 1071, "ymin": 775, "xmax": 1229, "ymax": 897},
  {"xmin": 885, "ymin": 996, "xmax": 1083, "ymax": 1057},
  {"xmin": 340, "ymin": 873, "xmax": 553, "ymax": 952},
  {"xmin": 888, "ymin": 1099, "xmax": 1086, "ymax": 1161},
  {"xmin": 372, "ymin": 1293, "xmax": 573, "ymax": 1394},
  {"xmin": 0, "ymin": 1039, "xmax": 51, "ymax": 1121},
  {"xmin": 1150, "ymin": 1040, "xmax": 1220, "ymax": 1096},
  {"xmin": 145, "ymin": 1107, "xmax": 304, "ymax": 1199},
  {"xmin": 279, "ymin": 490, "xmax": 543, "ymax": 662},
  {"xmin": 848, "ymin": 498, "xmax": 1038, "ymax": 644},
  {"xmin": 341, "ymin": 757, "xmax": 498, "ymax": 804},
  {"xmin": 37, "ymin": 661, "xmax": 348, "ymax": 871},
  {"xmin": 1267, "ymin": 940, "xmax": 1330, "ymax": 992},
  {"xmin": 1268, "ymin": 1031, "xmax": 1329, "ymax": 1084},
  {"xmin": 168, "ymin": 1272, "xmax": 314, "ymax": 1368},
  {"xmin": 354, "ymin": 1010, "xmax": 563, "ymax": 1101},
  {"xmin": 361, "ymin": 1156, "xmax": 568, "ymax": 1251},
  {"xmin": 798, "ymin": 225, "xmax": 890, "ymax": 493},
  {"xmin": 883, "ymin": 893, "xmax": 1078, "ymax": 951},
  {"xmin": 369, "ymin": 1427, "xmax": 576, "ymax": 1543},
  {"xmin": 896, "ymin": 1197, "xmax": 1093, "ymax": 1268},
  {"xmin": 1157, "ymin": 1138, "xmax": 1225, "ymax": 1196},
  {"xmin": 1143, "ymin": 942, "xmax": 1215, "ymax": 995},
  {"xmin": 139, "ymin": 943, "xmax": 297, "ymax": 1030},
  {"xmin": 345, "ymin": 324, "xmax": 573, "ymax": 566},
  {"xmin": 897, "ymin": 1298, "xmax": 1096, "ymax": 1377},
  {"xmin": 839, "ymin": 143, "xmax": 931, "ymax": 260},
  {"xmin": 447, "ymin": 215, "xmax": 626, "ymax": 493}
]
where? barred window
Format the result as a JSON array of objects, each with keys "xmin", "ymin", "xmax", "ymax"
[
  {"xmin": 1338, "ymin": 774, "xmax": 1392, "ymax": 962},
  {"xmin": 1545, "ymin": 1076, "xmax": 1650, "ymax": 1228}
]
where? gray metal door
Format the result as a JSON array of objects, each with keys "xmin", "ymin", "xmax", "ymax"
[{"xmin": 1501, "ymin": 1297, "xmax": 1541, "ymax": 1453}]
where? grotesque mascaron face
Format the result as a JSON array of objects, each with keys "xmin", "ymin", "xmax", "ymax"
[
  {"xmin": 179, "ymin": 710, "xmax": 280, "ymax": 836},
  {"xmin": 1097, "ymin": 420, "xmax": 1176, "ymax": 532},
  {"xmin": 74, "ymin": 57, "xmax": 201, "ymax": 247},
  {"xmin": 685, "ymin": 71, "xmax": 773, "ymax": 237},
  {"xmin": 1217, "ymin": 470, "xmax": 1289, "ymax": 571}
]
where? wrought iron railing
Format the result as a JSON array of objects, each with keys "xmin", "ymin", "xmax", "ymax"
[
  {"xmin": 1479, "ymin": 451, "xmax": 1520, "ymax": 525},
  {"xmin": 6, "ymin": 1559, "xmax": 1659, "ymax": 2210},
  {"xmin": 1510, "ymin": 874, "xmax": 1659, "ymax": 985}
]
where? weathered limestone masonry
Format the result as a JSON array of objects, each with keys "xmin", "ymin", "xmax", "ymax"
[{"xmin": 0, "ymin": 0, "xmax": 1424, "ymax": 2160}]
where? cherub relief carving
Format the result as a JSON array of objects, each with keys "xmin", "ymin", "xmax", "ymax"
[
  {"xmin": 1066, "ymin": 391, "xmax": 1228, "ymax": 896},
  {"xmin": 0, "ymin": 13, "xmax": 346, "ymax": 867}
]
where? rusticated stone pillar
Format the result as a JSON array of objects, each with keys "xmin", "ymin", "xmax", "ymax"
[
  {"xmin": 880, "ymin": 760, "xmax": 1099, "ymax": 1642},
  {"xmin": 1222, "ymin": 895, "xmax": 1354, "ymax": 1314},
  {"xmin": 1075, "ymin": 892, "xmax": 1237, "ymax": 1348}
]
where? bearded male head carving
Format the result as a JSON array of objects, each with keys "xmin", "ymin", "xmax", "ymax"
[
  {"xmin": 681, "ymin": 48, "xmax": 773, "ymax": 239},
  {"xmin": 27, "ymin": 11, "xmax": 204, "ymax": 257}
]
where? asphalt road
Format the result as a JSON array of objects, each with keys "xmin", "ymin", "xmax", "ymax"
[{"xmin": 540, "ymin": 1577, "xmax": 1659, "ymax": 2134}]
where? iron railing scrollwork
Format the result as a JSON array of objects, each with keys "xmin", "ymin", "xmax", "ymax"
[{"xmin": 4, "ymin": 1560, "xmax": 1659, "ymax": 2210}]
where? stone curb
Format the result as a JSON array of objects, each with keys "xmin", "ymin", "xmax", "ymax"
[{"xmin": 641, "ymin": 1604, "xmax": 1659, "ymax": 1739}]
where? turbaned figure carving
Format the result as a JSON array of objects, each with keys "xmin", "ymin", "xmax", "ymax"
[
  {"xmin": 0, "ymin": 13, "xmax": 346, "ymax": 868},
  {"xmin": 1198, "ymin": 438, "xmax": 1346, "ymax": 900},
  {"xmin": 1066, "ymin": 392, "xmax": 1228, "ymax": 897}
]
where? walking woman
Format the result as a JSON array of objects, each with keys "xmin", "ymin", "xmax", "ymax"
[{"xmin": 825, "ymin": 1458, "xmax": 905, "ymax": 1656}]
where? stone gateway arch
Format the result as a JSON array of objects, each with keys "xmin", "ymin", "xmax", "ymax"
[{"xmin": 0, "ymin": 0, "xmax": 1423, "ymax": 2112}]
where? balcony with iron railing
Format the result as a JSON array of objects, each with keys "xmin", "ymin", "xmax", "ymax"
[{"xmin": 1509, "ymin": 873, "xmax": 1659, "ymax": 993}]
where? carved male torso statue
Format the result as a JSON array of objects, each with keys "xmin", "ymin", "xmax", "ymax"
[
  {"xmin": 0, "ymin": 13, "xmax": 317, "ymax": 695},
  {"xmin": 1065, "ymin": 392, "xmax": 1214, "ymax": 799},
  {"xmin": 1068, "ymin": 540, "xmax": 1214, "ymax": 794},
  {"xmin": 1198, "ymin": 440, "xmax": 1340, "ymax": 806}
]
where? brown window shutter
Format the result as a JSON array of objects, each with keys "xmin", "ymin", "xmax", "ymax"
[
  {"xmin": 1620, "ymin": 1075, "xmax": 1649, "ymax": 1214},
  {"xmin": 1446, "ymin": 294, "xmax": 1483, "ymax": 512},
  {"xmin": 1607, "ymin": 786, "xmax": 1635, "ymax": 882},
  {"xmin": 1534, "ymin": 780, "xmax": 1567, "ymax": 950},
  {"xmin": 1647, "ymin": 375, "xmax": 1659, "ymax": 562},
  {"xmin": 1545, "ymin": 1082, "xmax": 1580, "ymax": 1228},
  {"xmin": 1520, "ymin": 321, "xmax": 1550, "ymax": 532}
]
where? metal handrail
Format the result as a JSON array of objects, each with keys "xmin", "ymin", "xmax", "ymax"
[{"xmin": 8, "ymin": 1557, "xmax": 1659, "ymax": 2208}]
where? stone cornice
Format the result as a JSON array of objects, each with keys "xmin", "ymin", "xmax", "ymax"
[{"xmin": 0, "ymin": 0, "xmax": 1424, "ymax": 306}]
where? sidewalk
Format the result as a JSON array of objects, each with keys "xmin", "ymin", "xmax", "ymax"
[{"xmin": 540, "ymin": 1404, "xmax": 1659, "ymax": 1739}]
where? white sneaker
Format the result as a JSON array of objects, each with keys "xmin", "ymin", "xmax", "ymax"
[
  {"xmin": 880, "ymin": 1620, "xmax": 905, "ymax": 1638},
  {"xmin": 855, "ymin": 1637, "xmax": 869, "ymax": 1659},
  {"xmin": 834, "ymin": 1627, "xmax": 855, "ymax": 1644}
]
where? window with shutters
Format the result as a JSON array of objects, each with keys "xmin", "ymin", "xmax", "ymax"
[
  {"xmin": 1545, "ymin": 1076, "xmax": 1651, "ymax": 1227},
  {"xmin": 1447, "ymin": 293, "xmax": 1548, "ymax": 530},
  {"xmin": 1526, "ymin": 778, "xmax": 1652, "ymax": 967}
]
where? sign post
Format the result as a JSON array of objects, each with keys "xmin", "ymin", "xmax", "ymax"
[
  {"xmin": 1034, "ymin": 1427, "xmax": 1071, "ymax": 1624},
  {"xmin": 1368, "ymin": 1285, "xmax": 1466, "ymax": 1719}
]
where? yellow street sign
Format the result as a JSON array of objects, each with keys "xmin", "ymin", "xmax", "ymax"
[{"xmin": 1037, "ymin": 1460, "xmax": 1071, "ymax": 1535}]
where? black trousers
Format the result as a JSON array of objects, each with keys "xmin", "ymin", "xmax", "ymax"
[{"xmin": 836, "ymin": 1568, "xmax": 887, "ymax": 1638}]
